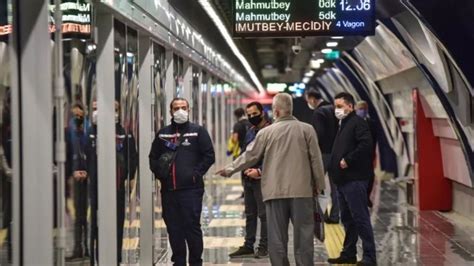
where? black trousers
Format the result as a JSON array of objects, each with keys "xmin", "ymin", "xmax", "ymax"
[
  {"xmin": 2, "ymin": 178, "xmax": 11, "ymax": 260},
  {"xmin": 337, "ymin": 180, "xmax": 376, "ymax": 263},
  {"xmin": 243, "ymin": 179, "xmax": 267, "ymax": 249},
  {"xmin": 162, "ymin": 188, "xmax": 204, "ymax": 266},
  {"xmin": 73, "ymin": 178, "xmax": 88, "ymax": 253}
]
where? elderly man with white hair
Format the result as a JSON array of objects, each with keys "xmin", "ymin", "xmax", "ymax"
[{"xmin": 217, "ymin": 93, "xmax": 325, "ymax": 266}]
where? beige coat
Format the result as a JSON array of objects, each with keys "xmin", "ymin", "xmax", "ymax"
[{"xmin": 225, "ymin": 116, "xmax": 325, "ymax": 201}]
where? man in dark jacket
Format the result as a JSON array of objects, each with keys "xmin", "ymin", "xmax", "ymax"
[
  {"xmin": 149, "ymin": 97, "xmax": 215, "ymax": 266},
  {"xmin": 65, "ymin": 103, "xmax": 90, "ymax": 261},
  {"xmin": 229, "ymin": 101, "xmax": 270, "ymax": 259},
  {"xmin": 328, "ymin": 92, "xmax": 376, "ymax": 266},
  {"xmin": 355, "ymin": 100, "xmax": 377, "ymax": 208},
  {"xmin": 306, "ymin": 89, "xmax": 340, "ymax": 223}
]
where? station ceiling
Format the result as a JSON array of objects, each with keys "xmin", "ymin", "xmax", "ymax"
[{"xmin": 172, "ymin": 0, "xmax": 408, "ymax": 91}]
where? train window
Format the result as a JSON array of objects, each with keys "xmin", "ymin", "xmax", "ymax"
[
  {"xmin": 153, "ymin": 43, "xmax": 166, "ymax": 132},
  {"xmin": 113, "ymin": 20, "xmax": 140, "ymax": 264},
  {"xmin": 152, "ymin": 42, "xmax": 168, "ymax": 263},
  {"xmin": 59, "ymin": 38, "xmax": 96, "ymax": 262}
]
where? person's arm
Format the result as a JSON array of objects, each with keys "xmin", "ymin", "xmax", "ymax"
[
  {"xmin": 307, "ymin": 128, "xmax": 326, "ymax": 192},
  {"xmin": 149, "ymin": 132, "xmax": 164, "ymax": 175},
  {"xmin": 343, "ymin": 120, "xmax": 373, "ymax": 166},
  {"xmin": 222, "ymin": 131, "xmax": 266, "ymax": 176},
  {"xmin": 311, "ymin": 109, "xmax": 327, "ymax": 144},
  {"xmin": 193, "ymin": 127, "xmax": 216, "ymax": 178}
]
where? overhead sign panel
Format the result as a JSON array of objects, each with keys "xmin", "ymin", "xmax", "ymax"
[
  {"xmin": 233, "ymin": 0, "xmax": 375, "ymax": 37},
  {"xmin": 48, "ymin": 0, "xmax": 92, "ymax": 39}
]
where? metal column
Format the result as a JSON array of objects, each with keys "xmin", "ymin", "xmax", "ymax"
[
  {"xmin": 165, "ymin": 49, "xmax": 175, "ymax": 119},
  {"xmin": 206, "ymin": 78, "xmax": 213, "ymax": 138},
  {"xmin": 96, "ymin": 12, "xmax": 117, "ymax": 265},
  {"xmin": 10, "ymin": 0, "xmax": 53, "ymax": 264},
  {"xmin": 220, "ymin": 88, "xmax": 226, "ymax": 168},
  {"xmin": 183, "ymin": 61, "xmax": 193, "ymax": 108},
  {"xmin": 214, "ymin": 85, "xmax": 220, "ymax": 168},
  {"xmin": 198, "ymin": 70, "xmax": 203, "ymax": 126},
  {"xmin": 138, "ymin": 35, "xmax": 153, "ymax": 265}
]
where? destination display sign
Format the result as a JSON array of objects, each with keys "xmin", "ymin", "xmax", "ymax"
[
  {"xmin": 233, "ymin": 0, "xmax": 375, "ymax": 37},
  {"xmin": 48, "ymin": 0, "xmax": 92, "ymax": 39}
]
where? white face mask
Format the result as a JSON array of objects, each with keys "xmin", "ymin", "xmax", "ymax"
[
  {"xmin": 115, "ymin": 113, "xmax": 119, "ymax": 123},
  {"xmin": 173, "ymin": 109, "xmax": 189, "ymax": 124},
  {"xmin": 335, "ymin": 108, "xmax": 348, "ymax": 120},
  {"xmin": 307, "ymin": 102, "xmax": 315, "ymax": 110},
  {"xmin": 92, "ymin": 110, "xmax": 98, "ymax": 125}
]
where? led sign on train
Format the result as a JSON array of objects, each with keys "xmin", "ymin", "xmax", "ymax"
[{"xmin": 233, "ymin": 0, "xmax": 375, "ymax": 37}]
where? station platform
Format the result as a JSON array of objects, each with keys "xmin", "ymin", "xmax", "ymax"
[{"xmin": 149, "ymin": 176, "xmax": 474, "ymax": 265}]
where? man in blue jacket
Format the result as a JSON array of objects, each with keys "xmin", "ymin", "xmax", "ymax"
[
  {"xmin": 328, "ymin": 92, "xmax": 376, "ymax": 266},
  {"xmin": 149, "ymin": 98, "xmax": 215, "ymax": 266}
]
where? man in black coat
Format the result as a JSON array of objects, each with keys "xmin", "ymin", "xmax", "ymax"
[
  {"xmin": 306, "ymin": 89, "xmax": 339, "ymax": 223},
  {"xmin": 328, "ymin": 92, "xmax": 376, "ymax": 266},
  {"xmin": 149, "ymin": 98, "xmax": 215, "ymax": 266}
]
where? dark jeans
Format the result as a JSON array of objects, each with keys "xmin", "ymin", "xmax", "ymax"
[
  {"xmin": 243, "ymin": 179, "xmax": 267, "ymax": 250},
  {"xmin": 337, "ymin": 180, "xmax": 376, "ymax": 263},
  {"xmin": 73, "ymin": 178, "xmax": 88, "ymax": 253},
  {"xmin": 162, "ymin": 188, "xmax": 204, "ymax": 266}
]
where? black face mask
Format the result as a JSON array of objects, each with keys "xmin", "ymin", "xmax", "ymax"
[
  {"xmin": 249, "ymin": 115, "xmax": 263, "ymax": 126},
  {"xmin": 74, "ymin": 117, "xmax": 84, "ymax": 127}
]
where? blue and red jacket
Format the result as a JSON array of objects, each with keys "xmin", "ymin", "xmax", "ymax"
[{"xmin": 149, "ymin": 121, "xmax": 215, "ymax": 191}]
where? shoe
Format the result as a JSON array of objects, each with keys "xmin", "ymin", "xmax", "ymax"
[
  {"xmin": 229, "ymin": 246, "xmax": 255, "ymax": 258},
  {"xmin": 327, "ymin": 256, "xmax": 357, "ymax": 264},
  {"xmin": 324, "ymin": 217, "xmax": 340, "ymax": 224},
  {"xmin": 254, "ymin": 247, "xmax": 268, "ymax": 258},
  {"xmin": 357, "ymin": 261, "xmax": 377, "ymax": 266},
  {"xmin": 357, "ymin": 261, "xmax": 376, "ymax": 266}
]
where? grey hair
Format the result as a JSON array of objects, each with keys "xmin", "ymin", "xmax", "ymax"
[{"xmin": 272, "ymin": 93, "xmax": 293, "ymax": 116}]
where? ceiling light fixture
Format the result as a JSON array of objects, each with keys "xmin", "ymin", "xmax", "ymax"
[
  {"xmin": 321, "ymin": 48, "xmax": 333, "ymax": 54},
  {"xmin": 305, "ymin": 70, "xmax": 315, "ymax": 77},
  {"xmin": 302, "ymin": 77, "xmax": 310, "ymax": 84},
  {"xmin": 310, "ymin": 60, "xmax": 321, "ymax": 69},
  {"xmin": 331, "ymin": 36, "xmax": 344, "ymax": 39},
  {"xmin": 198, "ymin": 0, "xmax": 264, "ymax": 93},
  {"xmin": 326, "ymin": 42, "xmax": 338, "ymax": 47}
]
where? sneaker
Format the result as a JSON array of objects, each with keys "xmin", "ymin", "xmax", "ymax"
[
  {"xmin": 254, "ymin": 247, "xmax": 268, "ymax": 258},
  {"xmin": 327, "ymin": 256, "xmax": 357, "ymax": 264},
  {"xmin": 229, "ymin": 246, "xmax": 254, "ymax": 258}
]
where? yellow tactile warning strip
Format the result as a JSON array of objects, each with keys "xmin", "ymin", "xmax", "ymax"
[
  {"xmin": 218, "ymin": 204, "xmax": 245, "ymax": 212},
  {"xmin": 324, "ymin": 223, "xmax": 345, "ymax": 258},
  {"xmin": 207, "ymin": 218, "xmax": 246, "ymax": 228},
  {"xmin": 0, "ymin": 228, "xmax": 6, "ymax": 248}
]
